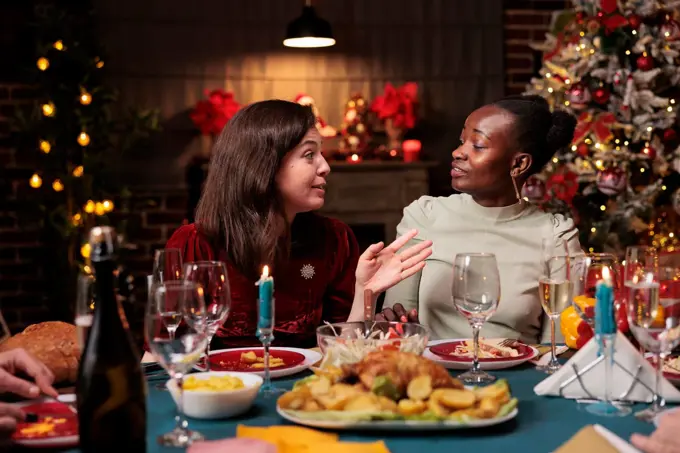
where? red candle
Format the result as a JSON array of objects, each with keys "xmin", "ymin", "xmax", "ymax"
[{"xmin": 402, "ymin": 139, "xmax": 421, "ymax": 162}]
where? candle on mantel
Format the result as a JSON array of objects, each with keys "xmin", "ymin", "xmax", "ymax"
[
  {"xmin": 595, "ymin": 266, "xmax": 616, "ymax": 335},
  {"xmin": 257, "ymin": 265, "xmax": 274, "ymax": 331},
  {"xmin": 346, "ymin": 153, "xmax": 362, "ymax": 163},
  {"xmin": 402, "ymin": 139, "xmax": 422, "ymax": 163}
]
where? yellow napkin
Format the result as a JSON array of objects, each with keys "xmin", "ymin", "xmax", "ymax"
[
  {"xmin": 237, "ymin": 425, "xmax": 390, "ymax": 453},
  {"xmin": 554, "ymin": 425, "xmax": 621, "ymax": 453}
]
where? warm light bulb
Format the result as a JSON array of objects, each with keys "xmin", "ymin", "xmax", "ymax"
[
  {"xmin": 81, "ymin": 243, "xmax": 91, "ymax": 259},
  {"xmin": 52, "ymin": 179, "xmax": 64, "ymax": 192},
  {"xmin": 79, "ymin": 91, "xmax": 92, "ymax": 105},
  {"xmin": 591, "ymin": 227, "xmax": 597, "ymax": 233},
  {"xmin": 42, "ymin": 102, "xmax": 55, "ymax": 117},
  {"xmin": 39, "ymin": 140, "xmax": 51, "ymax": 153},
  {"xmin": 36, "ymin": 57, "xmax": 49, "ymax": 71},
  {"xmin": 94, "ymin": 57, "xmax": 104, "ymax": 69},
  {"xmin": 102, "ymin": 200, "xmax": 114, "ymax": 212},
  {"xmin": 600, "ymin": 205, "xmax": 606, "ymax": 211},
  {"xmin": 564, "ymin": 101, "xmax": 570, "ymax": 106},
  {"xmin": 283, "ymin": 37, "xmax": 336, "ymax": 48},
  {"xmin": 29, "ymin": 174, "xmax": 42, "ymax": 188},
  {"xmin": 53, "ymin": 40, "xmax": 65, "ymax": 50},
  {"xmin": 84, "ymin": 200, "xmax": 95, "ymax": 213},
  {"xmin": 72, "ymin": 165, "xmax": 84, "ymax": 177},
  {"xmin": 72, "ymin": 213, "xmax": 82, "ymax": 226},
  {"xmin": 77, "ymin": 132, "xmax": 90, "ymax": 146},
  {"xmin": 94, "ymin": 202, "xmax": 106, "ymax": 216}
]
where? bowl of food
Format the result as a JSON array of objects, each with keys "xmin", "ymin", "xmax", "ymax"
[
  {"xmin": 316, "ymin": 321, "xmax": 429, "ymax": 368},
  {"xmin": 167, "ymin": 371, "xmax": 262, "ymax": 419}
]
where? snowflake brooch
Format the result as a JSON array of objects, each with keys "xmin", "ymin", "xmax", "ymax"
[{"xmin": 300, "ymin": 264, "xmax": 315, "ymax": 280}]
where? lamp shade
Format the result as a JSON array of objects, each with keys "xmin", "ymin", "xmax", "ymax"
[{"xmin": 283, "ymin": 5, "xmax": 335, "ymax": 48}]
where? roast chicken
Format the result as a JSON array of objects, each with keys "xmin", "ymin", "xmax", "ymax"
[
  {"xmin": 0, "ymin": 321, "xmax": 80, "ymax": 384},
  {"xmin": 340, "ymin": 350, "xmax": 463, "ymax": 394}
]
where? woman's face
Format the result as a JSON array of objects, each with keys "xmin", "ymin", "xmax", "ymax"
[
  {"xmin": 276, "ymin": 127, "xmax": 330, "ymax": 218},
  {"xmin": 451, "ymin": 105, "xmax": 526, "ymax": 204}
]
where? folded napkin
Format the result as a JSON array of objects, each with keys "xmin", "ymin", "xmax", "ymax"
[
  {"xmin": 554, "ymin": 425, "xmax": 640, "ymax": 453},
  {"xmin": 236, "ymin": 425, "xmax": 390, "ymax": 453},
  {"xmin": 535, "ymin": 332, "xmax": 680, "ymax": 403}
]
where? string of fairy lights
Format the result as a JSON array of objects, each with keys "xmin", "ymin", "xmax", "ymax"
[{"xmin": 29, "ymin": 39, "xmax": 114, "ymax": 226}]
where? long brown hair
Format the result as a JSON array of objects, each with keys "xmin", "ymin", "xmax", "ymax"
[{"xmin": 195, "ymin": 100, "xmax": 316, "ymax": 279}]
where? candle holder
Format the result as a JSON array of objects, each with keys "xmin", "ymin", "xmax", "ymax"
[
  {"xmin": 583, "ymin": 333, "xmax": 631, "ymax": 417},
  {"xmin": 257, "ymin": 298, "xmax": 283, "ymax": 397}
]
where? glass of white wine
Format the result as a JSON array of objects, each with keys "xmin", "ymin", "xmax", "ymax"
[
  {"xmin": 537, "ymin": 238, "xmax": 573, "ymax": 374},
  {"xmin": 452, "ymin": 253, "xmax": 501, "ymax": 385},
  {"xmin": 146, "ymin": 281, "xmax": 208, "ymax": 447}
]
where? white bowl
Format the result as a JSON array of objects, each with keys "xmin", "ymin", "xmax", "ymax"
[{"xmin": 167, "ymin": 371, "xmax": 262, "ymax": 419}]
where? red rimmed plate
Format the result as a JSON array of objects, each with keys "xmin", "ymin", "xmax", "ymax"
[
  {"xmin": 645, "ymin": 355, "xmax": 680, "ymax": 386},
  {"xmin": 194, "ymin": 347, "xmax": 321, "ymax": 379},
  {"xmin": 12, "ymin": 399, "xmax": 78, "ymax": 448},
  {"xmin": 423, "ymin": 339, "xmax": 539, "ymax": 370},
  {"xmin": 429, "ymin": 340, "xmax": 535, "ymax": 362}
]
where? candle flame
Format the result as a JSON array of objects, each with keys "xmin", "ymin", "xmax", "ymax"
[
  {"xmin": 602, "ymin": 266, "xmax": 611, "ymax": 282},
  {"xmin": 262, "ymin": 265, "xmax": 269, "ymax": 278}
]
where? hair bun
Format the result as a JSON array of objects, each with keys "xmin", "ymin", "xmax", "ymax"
[{"xmin": 546, "ymin": 110, "xmax": 577, "ymax": 152}]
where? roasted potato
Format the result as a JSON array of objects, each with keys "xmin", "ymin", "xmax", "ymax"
[
  {"xmin": 344, "ymin": 394, "xmax": 382, "ymax": 412},
  {"xmin": 397, "ymin": 399, "xmax": 427, "ymax": 416},
  {"xmin": 277, "ymin": 387, "xmax": 311, "ymax": 410},
  {"xmin": 475, "ymin": 380, "xmax": 510, "ymax": 404},
  {"xmin": 474, "ymin": 397, "xmax": 501, "ymax": 419},
  {"xmin": 378, "ymin": 396, "xmax": 399, "ymax": 412},
  {"xmin": 406, "ymin": 375, "xmax": 432, "ymax": 401},
  {"xmin": 431, "ymin": 388, "xmax": 476, "ymax": 410},
  {"xmin": 308, "ymin": 376, "xmax": 332, "ymax": 396}
]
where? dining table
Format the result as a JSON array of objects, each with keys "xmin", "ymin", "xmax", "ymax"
[{"xmin": 51, "ymin": 361, "xmax": 661, "ymax": 453}]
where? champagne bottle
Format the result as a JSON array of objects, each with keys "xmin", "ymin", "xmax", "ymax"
[{"xmin": 76, "ymin": 226, "xmax": 147, "ymax": 452}]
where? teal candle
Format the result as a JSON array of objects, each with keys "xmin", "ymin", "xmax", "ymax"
[
  {"xmin": 595, "ymin": 267, "xmax": 616, "ymax": 335},
  {"xmin": 257, "ymin": 266, "xmax": 274, "ymax": 330}
]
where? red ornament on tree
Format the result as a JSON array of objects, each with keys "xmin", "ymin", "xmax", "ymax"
[
  {"xmin": 637, "ymin": 54, "xmax": 654, "ymax": 71},
  {"xmin": 596, "ymin": 167, "xmax": 627, "ymax": 195},
  {"xmin": 566, "ymin": 83, "xmax": 592, "ymax": 110},
  {"xmin": 661, "ymin": 13, "xmax": 680, "ymax": 41},
  {"xmin": 521, "ymin": 175, "xmax": 546, "ymax": 203},
  {"xmin": 628, "ymin": 13, "xmax": 642, "ymax": 29},
  {"xmin": 641, "ymin": 143, "xmax": 657, "ymax": 159},
  {"xmin": 593, "ymin": 86, "xmax": 611, "ymax": 104},
  {"xmin": 576, "ymin": 11, "xmax": 586, "ymax": 24},
  {"xmin": 577, "ymin": 142, "xmax": 590, "ymax": 156},
  {"xmin": 663, "ymin": 128, "xmax": 678, "ymax": 144}
]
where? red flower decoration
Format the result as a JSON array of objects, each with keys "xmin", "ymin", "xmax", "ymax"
[
  {"xmin": 190, "ymin": 89, "xmax": 241, "ymax": 136},
  {"xmin": 370, "ymin": 82, "xmax": 418, "ymax": 130},
  {"xmin": 546, "ymin": 169, "xmax": 579, "ymax": 205}
]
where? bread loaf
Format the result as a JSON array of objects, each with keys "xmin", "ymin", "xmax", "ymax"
[{"xmin": 0, "ymin": 321, "xmax": 80, "ymax": 384}]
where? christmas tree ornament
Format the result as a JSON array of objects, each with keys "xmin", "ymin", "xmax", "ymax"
[
  {"xmin": 566, "ymin": 82, "xmax": 592, "ymax": 109},
  {"xmin": 597, "ymin": 167, "xmax": 627, "ymax": 195},
  {"xmin": 660, "ymin": 13, "xmax": 680, "ymax": 42},
  {"xmin": 521, "ymin": 175, "xmax": 546, "ymax": 203},
  {"xmin": 641, "ymin": 143, "xmax": 657, "ymax": 159},
  {"xmin": 663, "ymin": 128, "xmax": 678, "ymax": 144},
  {"xmin": 628, "ymin": 13, "xmax": 642, "ymax": 30},
  {"xmin": 339, "ymin": 93, "xmax": 371, "ymax": 154},
  {"xmin": 593, "ymin": 86, "xmax": 611, "ymax": 104},
  {"xmin": 577, "ymin": 142, "xmax": 590, "ymax": 156},
  {"xmin": 636, "ymin": 53, "xmax": 655, "ymax": 71}
]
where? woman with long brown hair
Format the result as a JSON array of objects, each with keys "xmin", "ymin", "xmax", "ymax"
[{"xmin": 166, "ymin": 100, "xmax": 432, "ymax": 349}]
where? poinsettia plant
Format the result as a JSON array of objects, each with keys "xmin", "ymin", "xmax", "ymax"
[
  {"xmin": 370, "ymin": 82, "xmax": 418, "ymax": 130},
  {"xmin": 190, "ymin": 89, "xmax": 241, "ymax": 136}
]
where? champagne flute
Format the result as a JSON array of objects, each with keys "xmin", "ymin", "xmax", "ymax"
[
  {"xmin": 183, "ymin": 261, "xmax": 231, "ymax": 371},
  {"xmin": 75, "ymin": 272, "xmax": 96, "ymax": 350},
  {"xmin": 146, "ymin": 281, "xmax": 208, "ymax": 447},
  {"xmin": 625, "ymin": 246, "xmax": 657, "ymax": 356},
  {"xmin": 537, "ymin": 238, "xmax": 572, "ymax": 374},
  {"xmin": 452, "ymin": 253, "xmax": 501, "ymax": 385}
]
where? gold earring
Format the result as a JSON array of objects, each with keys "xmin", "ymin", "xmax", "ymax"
[{"xmin": 511, "ymin": 173, "xmax": 521, "ymax": 201}]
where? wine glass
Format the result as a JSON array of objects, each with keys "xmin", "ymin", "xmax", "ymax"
[
  {"xmin": 145, "ymin": 281, "xmax": 208, "ymax": 447},
  {"xmin": 624, "ymin": 247, "xmax": 674, "ymax": 422},
  {"xmin": 452, "ymin": 253, "xmax": 501, "ymax": 385},
  {"xmin": 571, "ymin": 254, "xmax": 622, "ymax": 329},
  {"xmin": 152, "ymin": 248, "xmax": 183, "ymax": 286},
  {"xmin": 537, "ymin": 238, "xmax": 573, "ymax": 374},
  {"xmin": 183, "ymin": 261, "xmax": 231, "ymax": 371}
]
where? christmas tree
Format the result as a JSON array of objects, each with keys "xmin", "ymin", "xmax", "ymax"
[
  {"xmin": 525, "ymin": 0, "xmax": 680, "ymax": 255},
  {"xmin": 14, "ymin": 2, "xmax": 159, "ymax": 273}
]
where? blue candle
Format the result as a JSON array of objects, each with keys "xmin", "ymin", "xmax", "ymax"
[
  {"xmin": 257, "ymin": 265, "xmax": 274, "ymax": 331},
  {"xmin": 595, "ymin": 266, "xmax": 616, "ymax": 335}
]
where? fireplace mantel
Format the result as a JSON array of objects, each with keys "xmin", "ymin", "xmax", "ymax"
[{"xmin": 319, "ymin": 161, "xmax": 437, "ymax": 243}]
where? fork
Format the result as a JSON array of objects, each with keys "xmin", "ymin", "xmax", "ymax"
[{"xmin": 499, "ymin": 339, "xmax": 519, "ymax": 348}]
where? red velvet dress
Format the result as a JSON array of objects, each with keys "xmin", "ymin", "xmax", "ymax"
[{"xmin": 165, "ymin": 214, "xmax": 359, "ymax": 349}]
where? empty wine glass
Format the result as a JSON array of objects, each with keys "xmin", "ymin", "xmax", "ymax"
[
  {"xmin": 152, "ymin": 248, "xmax": 183, "ymax": 286},
  {"xmin": 538, "ymin": 238, "xmax": 572, "ymax": 374},
  {"xmin": 183, "ymin": 261, "xmax": 231, "ymax": 371},
  {"xmin": 452, "ymin": 253, "xmax": 501, "ymax": 385},
  {"xmin": 146, "ymin": 281, "xmax": 207, "ymax": 447}
]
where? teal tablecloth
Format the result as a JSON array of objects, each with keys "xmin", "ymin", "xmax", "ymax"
[{"xmin": 65, "ymin": 364, "xmax": 660, "ymax": 453}]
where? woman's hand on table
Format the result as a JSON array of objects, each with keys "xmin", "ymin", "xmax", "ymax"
[
  {"xmin": 355, "ymin": 229, "xmax": 432, "ymax": 295},
  {"xmin": 375, "ymin": 303, "xmax": 419, "ymax": 323},
  {"xmin": 0, "ymin": 348, "xmax": 57, "ymax": 399},
  {"xmin": 631, "ymin": 408, "xmax": 680, "ymax": 453}
]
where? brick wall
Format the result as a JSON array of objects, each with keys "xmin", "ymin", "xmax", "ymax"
[{"xmin": 503, "ymin": 0, "xmax": 569, "ymax": 95}]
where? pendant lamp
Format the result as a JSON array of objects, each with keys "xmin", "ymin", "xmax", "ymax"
[{"xmin": 283, "ymin": 0, "xmax": 335, "ymax": 48}]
